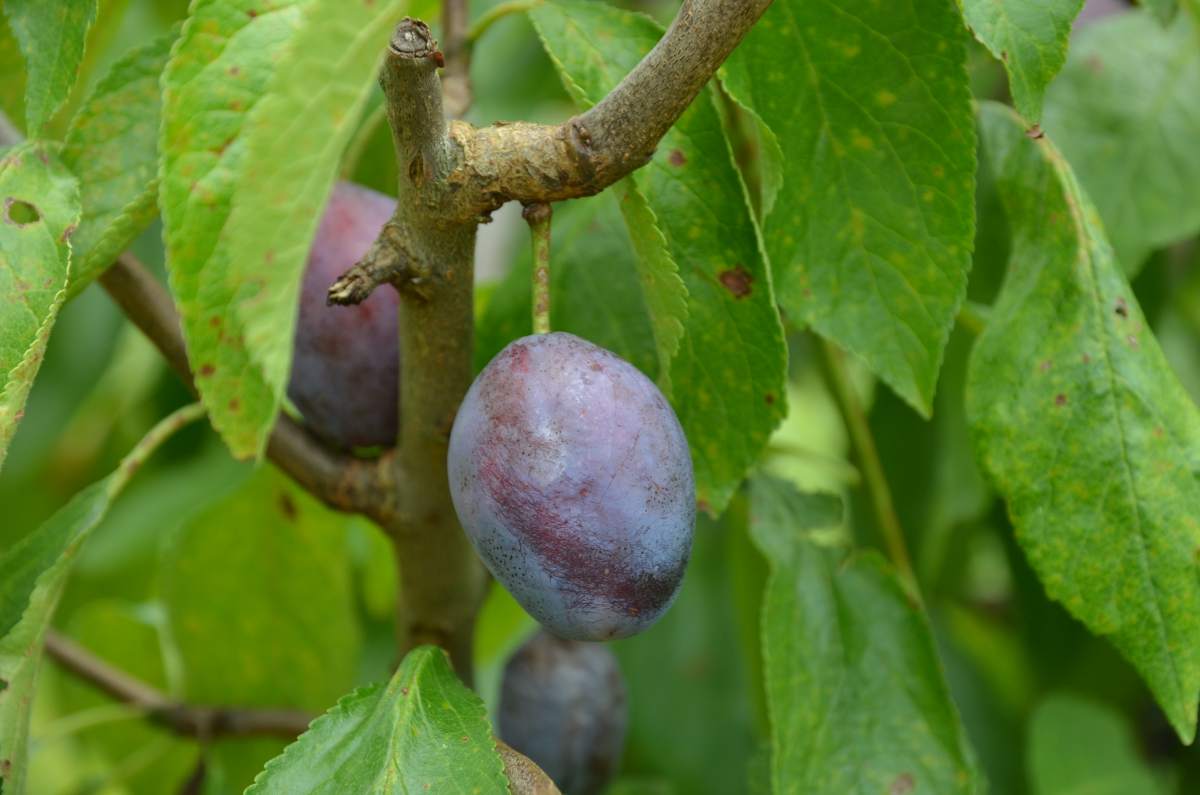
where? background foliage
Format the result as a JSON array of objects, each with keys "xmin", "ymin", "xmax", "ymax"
[{"xmin": 2, "ymin": 0, "xmax": 1199, "ymax": 792}]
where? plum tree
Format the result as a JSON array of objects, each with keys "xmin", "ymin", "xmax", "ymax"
[
  {"xmin": 499, "ymin": 632, "xmax": 628, "ymax": 795},
  {"xmin": 287, "ymin": 181, "xmax": 400, "ymax": 449},
  {"xmin": 448, "ymin": 332, "xmax": 694, "ymax": 640}
]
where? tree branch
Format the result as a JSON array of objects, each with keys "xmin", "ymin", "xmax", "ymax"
[
  {"xmin": 44, "ymin": 630, "xmax": 313, "ymax": 739},
  {"xmin": 438, "ymin": 0, "xmax": 773, "ymax": 221},
  {"xmin": 99, "ymin": 255, "xmax": 393, "ymax": 522},
  {"xmin": 441, "ymin": 0, "xmax": 472, "ymax": 118},
  {"xmin": 378, "ymin": 19, "xmax": 489, "ymax": 679}
]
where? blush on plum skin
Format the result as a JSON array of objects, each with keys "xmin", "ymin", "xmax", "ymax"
[
  {"xmin": 499, "ymin": 632, "xmax": 627, "ymax": 795},
  {"xmin": 448, "ymin": 332, "xmax": 695, "ymax": 641},
  {"xmin": 287, "ymin": 181, "xmax": 399, "ymax": 449}
]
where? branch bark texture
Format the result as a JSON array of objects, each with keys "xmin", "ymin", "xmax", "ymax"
[{"xmin": 44, "ymin": 630, "xmax": 313, "ymax": 739}]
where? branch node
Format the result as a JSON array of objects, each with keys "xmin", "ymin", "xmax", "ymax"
[
  {"xmin": 389, "ymin": 18, "xmax": 438, "ymax": 60},
  {"xmin": 327, "ymin": 218, "xmax": 426, "ymax": 306}
]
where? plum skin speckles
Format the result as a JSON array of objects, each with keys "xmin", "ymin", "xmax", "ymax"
[
  {"xmin": 499, "ymin": 632, "xmax": 627, "ymax": 795},
  {"xmin": 448, "ymin": 331, "xmax": 695, "ymax": 641},
  {"xmin": 287, "ymin": 181, "xmax": 399, "ymax": 449}
]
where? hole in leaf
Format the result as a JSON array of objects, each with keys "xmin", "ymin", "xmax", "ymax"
[{"xmin": 5, "ymin": 198, "xmax": 40, "ymax": 226}]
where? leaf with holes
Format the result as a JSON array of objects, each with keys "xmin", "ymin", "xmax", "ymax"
[
  {"xmin": 0, "ymin": 141, "xmax": 78, "ymax": 469},
  {"xmin": 1043, "ymin": 11, "xmax": 1200, "ymax": 274},
  {"xmin": 530, "ymin": 0, "xmax": 788, "ymax": 514},
  {"xmin": 2, "ymin": 0, "xmax": 97, "ymax": 134},
  {"xmin": 969, "ymin": 101, "xmax": 1200, "ymax": 742},
  {"xmin": 61, "ymin": 27, "xmax": 176, "ymax": 296},
  {"xmin": 750, "ymin": 476, "xmax": 981, "ymax": 794},
  {"xmin": 246, "ymin": 646, "xmax": 508, "ymax": 793},
  {"xmin": 723, "ymin": 0, "xmax": 976, "ymax": 417},
  {"xmin": 961, "ymin": 0, "xmax": 1085, "ymax": 123},
  {"xmin": 0, "ymin": 404, "xmax": 202, "ymax": 795}
]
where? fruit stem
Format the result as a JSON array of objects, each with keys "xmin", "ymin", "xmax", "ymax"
[
  {"xmin": 817, "ymin": 338, "xmax": 921, "ymax": 599},
  {"xmin": 524, "ymin": 202, "xmax": 553, "ymax": 335}
]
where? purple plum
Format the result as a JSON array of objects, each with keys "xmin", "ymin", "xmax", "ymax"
[
  {"xmin": 448, "ymin": 332, "xmax": 694, "ymax": 640},
  {"xmin": 287, "ymin": 181, "xmax": 399, "ymax": 449},
  {"xmin": 499, "ymin": 632, "xmax": 628, "ymax": 795}
]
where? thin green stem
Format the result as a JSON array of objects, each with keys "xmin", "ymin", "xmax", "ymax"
[
  {"xmin": 524, "ymin": 202, "xmax": 553, "ymax": 335},
  {"xmin": 818, "ymin": 339, "xmax": 919, "ymax": 596},
  {"xmin": 956, "ymin": 300, "xmax": 990, "ymax": 337},
  {"xmin": 107, "ymin": 402, "xmax": 207, "ymax": 498},
  {"xmin": 467, "ymin": 0, "xmax": 545, "ymax": 46}
]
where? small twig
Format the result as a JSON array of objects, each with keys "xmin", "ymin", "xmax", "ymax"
[
  {"xmin": 44, "ymin": 631, "xmax": 314, "ymax": 740},
  {"xmin": 523, "ymin": 202, "xmax": 552, "ymax": 334},
  {"xmin": 817, "ymin": 339, "xmax": 919, "ymax": 595},
  {"xmin": 467, "ymin": 0, "xmax": 545, "ymax": 46},
  {"xmin": 441, "ymin": 0, "xmax": 472, "ymax": 117},
  {"xmin": 956, "ymin": 301, "xmax": 990, "ymax": 336},
  {"xmin": 327, "ymin": 218, "xmax": 425, "ymax": 305}
]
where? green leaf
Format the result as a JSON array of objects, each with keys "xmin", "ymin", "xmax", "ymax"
[
  {"xmin": 49, "ymin": 601, "xmax": 198, "ymax": 795},
  {"xmin": 961, "ymin": 0, "xmax": 1085, "ymax": 123},
  {"xmin": 968, "ymin": 101, "xmax": 1200, "ymax": 743},
  {"xmin": 159, "ymin": 0, "xmax": 309, "ymax": 458},
  {"xmin": 1027, "ymin": 694, "xmax": 1170, "ymax": 795},
  {"xmin": 613, "ymin": 181, "xmax": 687, "ymax": 394},
  {"xmin": 530, "ymin": 0, "xmax": 788, "ymax": 513},
  {"xmin": 2, "ymin": 0, "xmax": 97, "ymax": 134},
  {"xmin": 749, "ymin": 476, "xmax": 981, "ymax": 794},
  {"xmin": 0, "ymin": 141, "xmax": 79, "ymax": 470},
  {"xmin": 221, "ymin": 0, "xmax": 405, "ymax": 456},
  {"xmin": 614, "ymin": 507, "xmax": 765, "ymax": 795},
  {"xmin": 159, "ymin": 466, "xmax": 360, "ymax": 712},
  {"xmin": 60, "ymin": 27, "xmax": 176, "ymax": 297},
  {"xmin": 0, "ymin": 403, "xmax": 204, "ymax": 795},
  {"xmin": 723, "ymin": 0, "xmax": 976, "ymax": 416},
  {"xmin": 246, "ymin": 646, "xmax": 508, "ymax": 794},
  {"xmin": 1042, "ymin": 11, "xmax": 1200, "ymax": 274}
]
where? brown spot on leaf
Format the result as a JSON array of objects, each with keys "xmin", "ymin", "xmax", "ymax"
[
  {"xmin": 1039, "ymin": 359, "xmax": 1052, "ymax": 373},
  {"xmin": 1055, "ymin": 393, "xmax": 1067, "ymax": 406},
  {"xmin": 668, "ymin": 149, "xmax": 687, "ymax": 167},
  {"xmin": 228, "ymin": 398, "xmax": 240, "ymax": 412},
  {"xmin": 1000, "ymin": 50, "xmax": 1009, "ymax": 61},
  {"xmin": 1025, "ymin": 124, "xmax": 1044, "ymax": 140},
  {"xmin": 718, "ymin": 265, "xmax": 753, "ymax": 299},
  {"xmin": 229, "ymin": 65, "xmax": 240, "ymax": 76},
  {"xmin": 1114, "ymin": 297, "xmax": 1128, "ymax": 318},
  {"xmin": 60, "ymin": 223, "xmax": 77, "ymax": 242},
  {"xmin": 1127, "ymin": 334, "xmax": 1139, "ymax": 350},
  {"xmin": 697, "ymin": 498, "xmax": 711, "ymax": 515},
  {"xmin": 278, "ymin": 493, "xmax": 297, "ymax": 520},
  {"xmin": 890, "ymin": 773, "xmax": 915, "ymax": 795},
  {"xmin": 209, "ymin": 315, "xmax": 222, "ymax": 328},
  {"xmin": 198, "ymin": 363, "xmax": 215, "ymax": 377},
  {"xmin": 247, "ymin": 9, "xmax": 258, "ymax": 17},
  {"xmin": 1154, "ymin": 426, "xmax": 1164, "ymax": 438},
  {"xmin": 1082, "ymin": 353, "xmax": 1091, "ymax": 364},
  {"xmin": 764, "ymin": 393, "xmax": 776, "ymax": 405}
]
